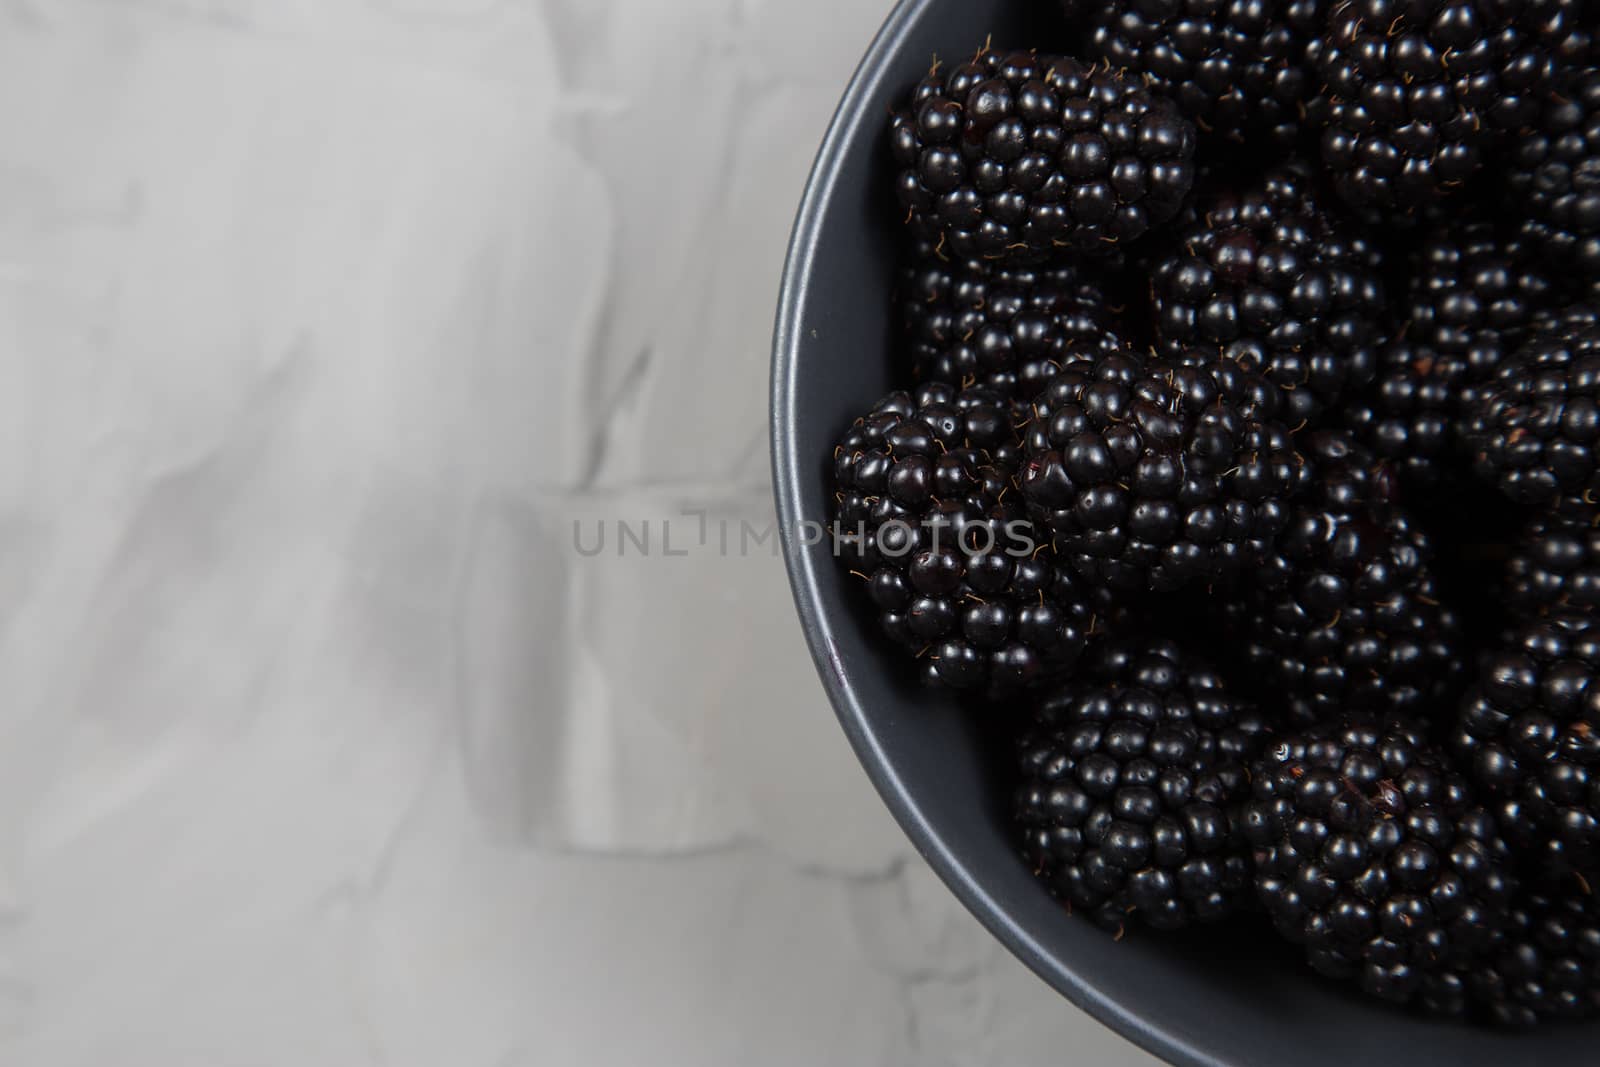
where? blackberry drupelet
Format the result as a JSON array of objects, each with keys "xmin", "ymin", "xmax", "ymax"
[
  {"xmin": 891, "ymin": 49, "xmax": 1197, "ymax": 264},
  {"xmin": 1523, "ymin": 0, "xmax": 1596, "ymax": 71},
  {"xmin": 1086, "ymin": 0, "xmax": 1322, "ymax": 144},
  {"xmin": 832, "ymin": 384, "xmax": 1125, "ymax": 694},
  {"xmin": 1308, "ymin": 0, "xmax": 1560, "ymax": 218},
  {"xmin": 1453, "ymin": 614, "xmax": 1600, "ymax": 880},
  {"xmin": 1477, "ymin": 890, "xmax": 1600, "ymax": 1026},
  {"xmin": 1020, "ymin": 348, "xmax": 1306, "ymax": 593},
  {"xmin": 1016, "ymin": 640, "xmax": 1269, "ymax": 932},
  {"xmin": 1534, "ymin": 298, "xmax": 1600, "ymax": 334},
  {"xmin": 1225, "ymin": 432, "xmax": 1465, "ymax": 726},
  {"xmin": 899, "ymin": 248, "xmax": 1124, "ymax": 397},
  {"xmin": 1463, "ymin": 305, "xmax": 1600, "ymax": 505},
  {"xmin": 1245, "ymin": 717, "xmax": 1517, "ymax": 1014},
  {"xmin": 1346, "ymin": 223, "xmax": 1557, "ymax": 488},
  {"xmin": 1509, "ymin": 70, "xmax": 1600, "ymax": 278},
  {"xmin": 1151, "ymin": 162, "xmax": 1387, "ymax": 424},
  {"xmin": 1506, "ymin": 506, "xmax": 1600, "ymax": 620}
]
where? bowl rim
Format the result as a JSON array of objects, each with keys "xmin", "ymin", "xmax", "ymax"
[{"xmin": 769, "ymin": 3, "xmax": 1224, "ymax": 1064}]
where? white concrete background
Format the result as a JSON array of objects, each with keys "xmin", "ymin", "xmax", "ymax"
[{"xmin": 0, "ymin": 1, "xmax": 1159, "ymax": 1063}]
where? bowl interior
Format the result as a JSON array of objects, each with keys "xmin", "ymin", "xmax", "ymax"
[{"xmin": 771, "ymin": 1, "xmax": 1599, "ymax": 1064}]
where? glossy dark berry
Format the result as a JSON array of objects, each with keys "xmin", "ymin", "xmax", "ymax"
[
  {"xmin": 899, "ymin": 247, "xmax": 1125, "ymax": 397},
  {"xmin": 1407, "ymin": 221, "xmax": 1560, "ymax": 368},
  {"xmin": 1509, "ymin": 70, "xmax": 1600, "ymax": 278},
  {"xmin": 1462, "ymin": 305, "xmax": 1600, "ymax": 506},
  {"xmin": 1226, "ymin": 432, "xmax": 1466, "ymax": 727},
  {"xmin": 1474, "ymin": 890, "xmax": 1600, "ymax": 1026},
  {"xmin": 1453, "ymin": 614, "xmax": 1600, "ymax": 879},
  {"xmin": 1246, "ymin": 717, "xmax": 1518, "ymax": 1015},
  {"xmin": 1308, "ymin": 0, "xmax": 1563, "ymax": 218},
  {"xmin": 1087, "ymin": 0, "xmax": 1323, "ymax": 143},
  {"xmin": 1016, "ymin": 640, "xmax": 1269, "ymax": 932},
  {"xmin": 1342, "ymin": 340, "xmax": 1465, "ymax": 490},
  {"xmin": 1344, "ymin": 222, "xmax": 1557, "ymax": 488},
  {"xmin": 891, "ymin": 50, "xmax": 1197, "ymax": 264},
  {"xmin": 1151, "ymin": 162, "xmax": 1387, "ymax": 424},
  {"xmin": 1020, "ymin": 348, "xmax": 1306, "ymax": 593},
  {"xmin": 1535, "ymin": 297, "xmax": 1600, "ymax": 336},
  {"xmin": 1521, "ymin": 0, "xmax": 1597, "ymax": 72},
  {"xmin": 832, "ymin": 384, "xmax": 1127, "ymax": 694},
  {"xmin": 1506, "ymin": 506, "xmax": 1600, "ymax": 620}
]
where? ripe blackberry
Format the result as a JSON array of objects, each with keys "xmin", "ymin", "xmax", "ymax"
[
  {"xmin": 1408, "ymin": 221, "xmax": 1559, "ymax": 368},
  {"xmin": 832, "ymin": 384, "xmax": 1124, "ymax": 694},
  {"xmin": 1463, "ymin": 306, "xmax": 1600, "ymax": 506},
  {"xmin": 1151, "ymin": 163, "xmax": 1387, "ymax": 424},
  {"xmin": 1341, "ymin": 340, "xmax": 1463, "ymax": 489},
  {"xmin": 1020, "ymin": 348, "xmax": 1306, "ymax": 593},
  {"xmin": 1308, "ymin": 0, "xmax": 1561, "ymax": 218},
  {"xmin": 1226, "ymin": 432, "xmax": 1465, "ymax": 726},
  {"xmin": 1453, "ymin": 615, "xmax": 1600, "ymax": 879},
  {"xmin": 1506, "ymin": 507, "xmax": 1600, "ymax": 620},
  {"xmin": 1015, "ymin": 640, "xmax": 1269, "ymax": 932},
  {"xmin": 1245, "ymin": 717, "xmax": 1517, "ymax": 1014},
  {"xmin": 1086, "ymin": 0, "xmax": 1322, "ymax": 143},
  {"xmin": 1345, "ymin": 223, "xmax": 1557, "ymax": 488},
  {"xmin": 891, "ymin": 49, "xmax": 1197, "ymax": 265},
  {"xmin": 1508, "ymin": 70, "xmax": 1600, "ymax": 278},
  {"xmin": 899, "ymin": 248, "xmax": 1124, "ymax": 397},
  {"xmin": 1476, "ymin": 890, "xmax": 1600, "ymax": 1026}
]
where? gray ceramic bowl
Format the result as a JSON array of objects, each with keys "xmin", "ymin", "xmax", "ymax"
[{"xmin": 770, "ymin": 1, "xmax": 1598, "ymax": 1064}]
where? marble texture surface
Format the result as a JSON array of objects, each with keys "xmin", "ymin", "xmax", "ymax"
[{"xmin": 0, "ymin": 1, "xmax": 1159, "ymax": 1063}]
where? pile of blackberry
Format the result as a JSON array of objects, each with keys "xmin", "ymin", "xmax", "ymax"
[{"xmin": 827, "ymin": 0, "xmax": 1600, "ymax": 1028}]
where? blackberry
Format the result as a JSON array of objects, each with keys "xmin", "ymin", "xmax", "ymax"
[
  {"xmin": 1342, "ymin": 340, "xmax": 1463, "ymax": 489},
  {"xmin": 1453, "ymin": 615, "xmax": 1600, "ymax": 879},
  {"xmin": 899, "ymin": 248, "xmax": 1124, "ymax": 397},
  {"xmin": 832, "ymin": 384, "xmax": 1124, "ymax": 694},
  {"xmin": 1015, "ymin": 640, "xmax": 1269, "ymax": 932},
  {"xmin": 1226, "ymin": 432, "xmax": 1465, "ymax": 727},
  {"xmin": 1407, "ymin": 221, "xmax": 1559, "ymax": 368},
  {"xmin": 1308, "ymin": 0, "xmax": 1560, "ymax": 218},
  {"xmin": 1020, "ymin": 348, "xmax": 1306, "ymax": 593},
  {"xmin": 1508, "ymin": 70, "xmax": 1600, "ymax": 278},
  {"xmin": 1476, "ymin": 890, "xmax": 1600, "ymax": 1026},
  {"xmin": 1245, "ymin": 717, "xmax": 1517, "ymax": 1014},
  {"xmin": 891, "ymin": 49, "xmax": 1197, "ymax": 265},
  {"xmin": 1463, "ymin": 306, "xmax": 1600, "ymax": 506},
  {"xmin": 1506, "ymin": 507, "xmax": 1600, "ymax": 620},
  {"xmin": 1086, "ymin": 0, "xmax": 1322, "ymax": 144},
  {"xmin": 1151, "ymin": 163, "xmax": 1386, "ymax": 424},
  {"xmin": 1345, "ymin": 223, "xmax": 1556, "ymax": 488}
]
